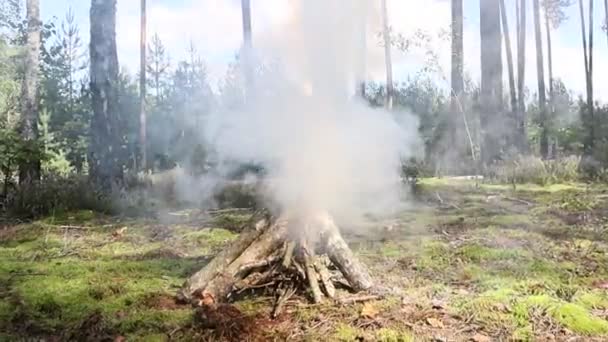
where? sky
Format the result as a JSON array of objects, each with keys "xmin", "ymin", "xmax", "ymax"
[{"xmin": 41, "ymin": 0, "xmax": 608, "ymax": 100}]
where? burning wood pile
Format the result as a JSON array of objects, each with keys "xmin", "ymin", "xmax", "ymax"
[{"xmin": 179, "ymin": 210, "xmax": 375, "ymax": 317}]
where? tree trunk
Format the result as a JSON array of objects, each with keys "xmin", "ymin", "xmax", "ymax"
[
  {"xmin": 241, "ymin": 0, "xmax": 253, "ymax": 94},
  {"xmin": 480, "ymin": 0, "xmax": 503, "ymax": 163},
  {"xmin": 587, "ymin": 0, "xmax": 594, "ymax": 152},
  {"xmin": 604, "ymin": 0, "xmax": 608, "ymax": 48},
  {"xmin": 579, "ymin": 0, "xmax": 594, "ymax": 153},
  {"xmin": 544, "ymin": 6, "xmax": 555, "ymax": 158},
  {"xmin": 89, "ymin": 0, "xmax": 123, "ymax": 190},
  {"xmin": 499, "ymin": 0, "xmax": 517, "ymax": 141},
  {"xmin": 451, "ymin": 0, "xmax": 464, "ymax": 119},
  {"xmin": 358, "ymin": 6, "xmax": 367, "ymax": 99},
  {"xmin": 516, "ymin": 0, "xmax": 528, "ymax": 151},
  {"xmin": 139, "ymin": 0, "xmax": 147, "ymax": 171},
  {"xmin": 533, "ymin": 0, "xmax": 548, "ymax": 159},
  {"xmin": 381, "ymin": 0, "xmax": 393, "ymax": 110},
  {"xmin": 18, "ymin": 0, "xmax": 41, "ymax": 186}
]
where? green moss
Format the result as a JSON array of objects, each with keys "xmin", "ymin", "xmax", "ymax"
[
  {"xmin": 575, "ymin": 291, "xmax": 608, "ymax": 310},
  {"xmin": 552, "ymin": 303, "xmax": 608, "ymax": 335},
  {"xmin": 212, "ymin": 213, "xmax": 252, "ymax": 229},
  {"xmin": 333, "ymin": 323, "xmax": 365, "ymax": 341},
  {"xmin": 416, "ymin": 240, "xmax": 453, "ymax": 271},
  {"xmin": 183, "ymin": 228, "xmax": 237, "ymax": 247},
  {"xmin": 39, "ymin": 209, "xmax": 96, "ymax": 225},
  {"xmin": 375, "ymin": 328, "xmax": 415, "ymax": 342},
  {"xmin": 456, "ymin": 244, "xmax": 528, "ymax": 263},
  {"xmin": 489, "ymin": 214, "xmax": 534, "ymax": 227},
  {"xmin": 459, "ymin": 288, "xmax": 519, "ymax": 329},
  {"xmin": 114, "ymin": 309, "xmax": 192, "ymax": 334},
  {"xmin": 380, "ymin": 243, "xmax": 403, "ymax": 258},
  {"xmin": 516, "ymin": 295, "xmax": 608, "ymax": 336},
  {"xmin": 512, "ymin": 326, "xmax": 534, "ymax": 341}
]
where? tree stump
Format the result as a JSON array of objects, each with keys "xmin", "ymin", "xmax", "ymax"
[{"xmin": 179, "ymin": 210, "xmax": 374, "ymax": 314}]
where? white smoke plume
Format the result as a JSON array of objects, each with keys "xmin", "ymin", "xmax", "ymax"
[{"xmin": 204, "ymin": 0, "xmax": 421, "ymax": 230}]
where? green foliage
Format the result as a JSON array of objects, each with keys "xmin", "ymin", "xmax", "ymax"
[
  {"xmin": 4, "ymin": 175, "xmax": 114, "ymax": 217},
  {"xmin": 488, "ymin": 154, "xmax": 581, "ymax": 185}
]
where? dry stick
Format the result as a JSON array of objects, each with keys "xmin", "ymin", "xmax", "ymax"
[
  {"xmin": 304, "ymin": 255, "xmax": 323, "ymax": 304},
  {"xmin": 282, "ymin": 241, "xmax": 296, "ymax": 269},
  {"xmin": 322, "ymin": 221, "xmax": 373, "ymax": 292},
  {"xmin": 202, "ymin": 218, "xmax": 288, "ymax": 302},
  {"xmin": 272, "ymin": 284, "xmax": 297, "ymax": 318},
  {"xmin": 314, "ymin": 260, "xmax": 336, "ymax": 298},
  {"xmin": 338, "ymin": 295, "xmax": 381, "ymax": 305},
  {"xmin": 237, "ymin": 255, "xmax": 281, "ymax": 275},
  {"xmin": 180, "ymin": 216, "xmax": 270, "ymax": 301}
]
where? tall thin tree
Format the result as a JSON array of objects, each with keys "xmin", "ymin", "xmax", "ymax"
[
  {"xmin": 500, "ymin": 0, "xmax": 517, "ymax": 129},
  {"xmin": 19, "ymin": 0, "xmax": 41, "ymax": 185},
  {"xmin": 381, "ymin": 0, "xmax": 393, "ymax": 110},
  {"xmin": 516, "ymin": 0, "xmax": 528, "ymax": 150},
  {"xmin": 480, "ymin": 0, "xmax": 503, "ymax": 162},
  {"xmin": 542, "ymin": 0, "xmax": 573, "ymax": 156},
  {"xmin": 358, "ymin": 5, "xmax": 367, "ymax": 98},
  {"xmin": 241, "ymin": 0, "xmax": 253, "ymax": 93},
  {"xmin": 451, "ymin": 0, "xmax": 464, "ymax": 115},
  {"xmin": 533, "ymin": 0, "xmax": 548, "ymax": 158},
  {"xmin": 604, "ymin": 0, "xmax": 608, "ymax": 47},
  {"xmin": 139, "ymin": 0, "xmax": 147, "ymax": 171},
  {"xmin": 578, "ymin": 0, "xmax": 594, "ymax": 152},
  {"xmin": 89, "ymin": 0, "xmax": 122, "ymax": 190}
]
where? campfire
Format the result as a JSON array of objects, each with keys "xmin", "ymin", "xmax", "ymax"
[{"xmin": 179, "ymin": 209, "xmax": 375, "ymax": 317}]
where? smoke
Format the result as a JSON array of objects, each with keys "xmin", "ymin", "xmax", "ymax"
[{"xmin": 201, "ymin": 0, "xmax": 420, "ymax": 231}]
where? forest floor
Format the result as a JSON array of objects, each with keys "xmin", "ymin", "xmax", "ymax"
[{"xmin": 2, "ymin": 179, "xmax": 608, "ymax": 341}]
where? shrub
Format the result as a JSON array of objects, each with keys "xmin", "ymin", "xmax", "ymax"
[
  {"xmin": 4, "ymin": 175, "xmax": 115, "ymax": 218},
  {"xmin": 488, "ymin": 155, "xmax": 582, "ymax": 185}
]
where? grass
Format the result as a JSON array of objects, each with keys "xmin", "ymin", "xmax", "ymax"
[{"xmin": 1, "ymin": 180, "xmax": 608, "ymax": 340}]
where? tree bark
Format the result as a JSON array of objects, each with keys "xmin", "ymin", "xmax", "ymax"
[
  {"xmin": 19, "ymin": 0, "xmax": 41, "ymax": 185},
  {"xmin": 604, "ymin": 0, "xmax": 608, "ymax": 49},
  {"xmin": 578, "ymin": 0, "xmax": 594, "ymax": 153},
  {"xmin": 451, "ymin": 0, "xmax": 464, "ymax": 123},
  {"xmin": 139, "ymin": 0, "xmax": 147, "ymax": 171},
  {"xmin": 381, "ymin": 0, "xmax": 393, "ymax": 110},
  {"xmin": 499, "ymin": 0, "xmax": 518, "ymax": 140},
  {"xmin": 241, "ymin": 0, "xmax": 253, "ymax": 94},
  {"xmin": 517, "ymin": 0, "xmax": 528, "ymax": 152},
  {"xmin": 480, "ymin": 0, "xmax": 503, "ymax": 163},
  {"xmin": 587, "ymin": 0, "xmax": 594, "ymax": 152},
  {"xmin": 533, "ymin": 0, "xmax": 548, "ymax": 158},
  {"xmin": 89, "ymin": 0, "xmax": 123, "ymax": 190},
  {"xmin": 544, "ymin": 6, "xmax": 555, "ymax": 158}
]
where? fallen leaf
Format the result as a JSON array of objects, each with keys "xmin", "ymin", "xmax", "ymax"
[
  {"xmin": 111, "ymin": 227, "xmax": 128, "ymax": 239},
  {"xmin": 471, "ymin": 333, "xmax": 491, "ymax": 342},
  {"xmin": 360, "ymin": 302, "xmax": 380, "ymax": 319},
  {"xmin": 426, "ymin": 317, "xmax": 444, "ymax": 328}
]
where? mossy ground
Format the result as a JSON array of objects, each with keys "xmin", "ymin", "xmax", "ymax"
[{"xmin": 1, "ymin": 180, "xmax": 608, "ymax": 341}]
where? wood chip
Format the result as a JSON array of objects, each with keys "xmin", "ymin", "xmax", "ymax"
[
  {"xmin": 360, "ymin": 302, "xmax": 379, "ymax": 319},
  {"xmin": 471, "ymin": 333, "xmax": 492, "ymax": 342},
  {"xmin": 426, "ymin": 317, "xmax": 444, "ymax": 328}
]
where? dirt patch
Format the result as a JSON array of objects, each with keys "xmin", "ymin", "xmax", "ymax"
[
  {"xmin": 131, "ymin": 248, "xmax": 188, "ymax": 260},
  {"xmin": 194, "ymin": 304, "xmax": 289, "ymax": 342},
  {"xmin": 142, "ymin": 293, "xmax": 188, "ymax": 310},
  {"xmin": 66, "ymin": 310, "xmax": 117, "ymax": 342}
]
